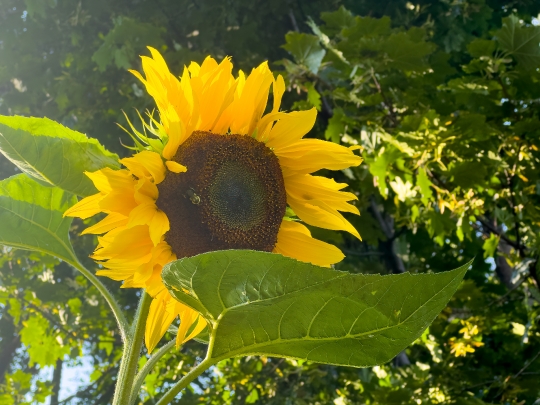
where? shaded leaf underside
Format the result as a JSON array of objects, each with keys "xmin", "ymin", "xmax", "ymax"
[
  {"xmin": 0, "ymin": 115, "xmax": 119, "ymax": 197},
  {"xmin": 0, "ymin": 174, "xmax": 77, "ymax": 263}
]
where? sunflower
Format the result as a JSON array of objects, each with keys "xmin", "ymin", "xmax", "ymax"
[{"xmin": 64, "ymin": 48, "xmax": 362, "ymax": 352}]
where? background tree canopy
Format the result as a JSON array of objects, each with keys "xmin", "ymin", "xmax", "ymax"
[{"xmin": 1, "ymin": 0, "xmax": 540, "ymax": 404}]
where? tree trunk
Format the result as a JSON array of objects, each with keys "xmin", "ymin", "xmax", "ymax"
[
  {"xmin": 0, "ymin": 335, "xmax": 20, "ymax": 384},
  {"xmin": 50, "ymin": 358, "xmax": 63, "ymax": 405}
]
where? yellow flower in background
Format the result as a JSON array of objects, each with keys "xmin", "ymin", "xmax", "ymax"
[
  {"xmin": 449, "ymin": 340, "xmax": 481, "ymax": 357},
  {"xmin": 449, "ymin": 319, "xmax": 484, "ymax": 357},
  {"xmin": 64, "ymin": 47, "xmax": 362, "ymax": 352}
]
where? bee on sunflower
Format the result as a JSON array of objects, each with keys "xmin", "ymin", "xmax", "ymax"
[{"xmin": 64, "ymin": 48, "xmax": 362, "ymax": 352}]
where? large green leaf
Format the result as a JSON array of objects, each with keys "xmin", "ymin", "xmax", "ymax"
[
  {"xmin": 381, "ymin": 31, "xmax": 435, "ymax": 72},
  {"xmin": 162, "ymin": 250, "xmax": 468, "ymax": 367},
  {"xmin": 282, "ymin": 32, "xmax": 326, "ymax": 74},
  {"xmin": 0, "ymin": 174, "xmax": 77, "ymax": 264},
  {"xmin": 0, "ymin": 115, "xmax": 120, "ymax": 197},
  {"xmin": 495, "ymin": 15, "xmax": 540, "ymax": 70}
]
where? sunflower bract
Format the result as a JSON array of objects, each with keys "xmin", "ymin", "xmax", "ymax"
[{"xmin": 64, "ymin": 47, "xmax": 362, "ymax": 352}]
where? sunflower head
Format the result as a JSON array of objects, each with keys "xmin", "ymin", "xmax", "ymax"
[
  {"xmin": 64, "ymin": 48, "xmax": 362, "ymax": 352},
  {"xmin": 158, "ymin": 131, "xmax": 287, "ymax": 258}
]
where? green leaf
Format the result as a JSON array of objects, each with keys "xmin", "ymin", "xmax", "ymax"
[
  {"xmin": 381, "ymin": 32, "xmax": 435, "ymax": 72},
  {"xmin": 426, "ymin": 211, "xmax": 456, "ymax": 246},
  {"xmin": 305, "ymin": 82, "xmax": 322, "ymax": 111},
  {"xmin": 450, "ymin": 161, "xmax": 487, "ymax": 189},
  {"xmin": 7, "ymin": 299, "xmax": 22, "ymax": 325},
  {"xmin": 98, "ymin": 337, "xmax": 114, "ymax": 356},
  {"xmin": 92, "ymin": 17, "xmax": 163, "ymax": 71},
  {"xmin": 320, "ymin": 6, "xmax": 356, "ymax": 35},
  {"xmin": 417, "ymin": 168, "xmax": 433, "ymax": 206},
  {"xmin": 467, "ymin": 38, "xmax": 496, "ymax": 58},
  {"xmin": 0, "ymin": 394, "xmax": 14, "ymax": 405},
  {"xmin": 245, "ymin": 388, "xmax": 259, "ymax": 403},
  {"xmin": 163, "ymin": 250, "xmax": 468, "ymax": 368},
  {"xmin": 325, "ymin": 108, "xmax": 346, "ymax": 143},
  {"xmin": 495, "ymin": 15, "xmax": 540, "ymax": 70},
  {"xmin": 367, "ymin": 147, "xmax": 402, "ymax": 197},
  {"xmin": 443, "ymin": 77, "xmax": 501, "ymax": 95},
  {"xmin": 0, "ymin": 115, "xmax": 120, "ymax": 197},
  {"xmin": 453, "ymin": 113, "xmax": 494, "ymax": 141},
  {"xmin": 33, "ymin": 381, "xmax": 53, "ymax": 404},
  {"xmin": 342, "ymin": 16, "xmax": 391, "ymax": 38},
  {"xmin": 283, "ymin": 32, "xmax": 326, "ymax": 74},
  {"xmin": 482, "ymin": 234, "xmax": 500, "ymax": 259},
  {"xmin": 7, "ymin": 370, "xmax": 32, "ymax": 391},
  {"xmin": 20, "ymin": 315, "xmax": 70, "ymax": 367},
  {"xmin": 67, "ymin": 297, "xmax": 82, "ymax": 315},
  {"xmin": 0, "ymin": 174, "xmax": 77, "ymax": 264}
]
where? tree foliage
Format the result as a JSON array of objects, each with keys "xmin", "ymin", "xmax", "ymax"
[{"xmin": 1, "ymin": 0, "xmax": 540, "ymax": 404}]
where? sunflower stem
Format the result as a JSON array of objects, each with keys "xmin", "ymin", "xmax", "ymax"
[
  {"xmin": 129, "ymin": 339, "xmax": 176, "ymax": 404},
  {"xmin": 112, "ymin": 291, "xmax": 152, "ymax": 405},
  {"xmin": 69, "ymin": 259, "xmax": 129, "ymax": 341}
]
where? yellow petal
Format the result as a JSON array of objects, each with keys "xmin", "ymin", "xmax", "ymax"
[
  {"xmin": 273, "ymin": 221, "xmax": 344, "ymax": 267},
  {"xmin": 146, "ymin": 272, "xmax": 167, "ymax": 297},
  {"xmin": 175, "ymin": 306, "xmax": 201, "ymax": 348},
  {"xmin": 196, "ymin": 58, "xmax": 236, "ymax": 132},
  {"xmin": 145, "ymin": 292, "xmax": 177, "ymax": 353},
  {"xmin": 264, "ymin": 109, "xmax": 317, "ymax": 150},
  {"xmin": 134, "ymin": 177, "xmax": 159, "ymax": 205},
  {"xmin": 198, "ymin": 56, "xmax": 219, "ymax": 78},
  {"xmin": 86, "ymin": 168, "xmax": 134, "ymax": 193},
  {"xmin": 127, "ymin": 203, "xmax": 169, "ymax": 245},
  {"xmin": 284, "ymin": 173, "xmax": 359, "ymax": 215},
  {"xmin": 272, "ymin": 74, "xmax": 285, "ymax": 113},
  {"xmin": 120, "ymin": 150, "xmax": 166, "ymax": 184},
  {"xmin": 131, "ymin": 262, "xmax": 156, "ymax": 287},
  {"xmin": 96, "ymin": 268, "xmax": 138, "ymax": 281},
  {"xmin": 181, "ymin": 315, "xmax": 207, "ymax": 345},
  {"xmin": 132, "ymin": 49, "xmax": 193, "ymax": 160},
  {"xmin": 165, "ymin": 161, "xmax": 187, "ymax": 173},
  {"xmin": 99, "ymin": 190, "xmax": 138, "ymax": 216},
  {"xmin": 149, "ymin": 210, "xmax": 170, "ymax": 246},
  {"xmin": 188, "ymin": 61, "xmax": 201, "ymax": 77},
  {"xmin": 147, "ymin": 47, "xmax": 171, "ymax": 77},
  {"xmin": 63, "ymin": 193, "xmax": 103, "ymax": 219},
  {"xmin": 127, "ymin": 203, "xmax": 158, "ymax": 227},
  {"xmin": 276, "ymin": 139, "xmax": 363, "ymax": 173},
  {"xmin": 288, "ymin": 198, "xmax": 361, "ymax": 240},
  {"xmin": 81, "ymin": 213, "xmax": 128, "ymax": 235},
  {"xmin": 229, "ymin": 61, "xmax": 273, "ymax": 135},
  {"xmin": 162, "ymin": 107, "xmax": 185, "ymax": 160},
  {"xmin": 92, "ymin": 225, "xmax": 153, "ymax": 260}
]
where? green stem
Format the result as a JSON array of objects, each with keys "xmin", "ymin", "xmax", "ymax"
[
  {"xmin": 129, "ymin": 339, "xmax": 176, "ymax": 405},
  {"xmin": 112, "ymin": 291, "xmax": 152, "ymax": 405},
  {"xmin": 154, "ymin": 356, "xmax": 216, "ymax": 405},
  {"xmin": 69, "ymin": 259, "xmax": 129, "ymax": 341}
]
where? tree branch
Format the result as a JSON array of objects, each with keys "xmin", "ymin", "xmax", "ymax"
[
  {"xmin": 478, "ymin": 216, "xmax": 525, "ymax": 253},
  {"xmin": 506, "ymin": 166, "xmax": 525, "ymax": 258},
  {"xmin": 370, "ymin": 68, "xmax": 398, "ymax": 127},
  {"xmin": 286, "ymin": 0, "xmax": 299, "ymax": 32}
]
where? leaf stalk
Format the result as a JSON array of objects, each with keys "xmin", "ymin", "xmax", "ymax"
[
  {"xmin": 129, "ymin": 339, "xmax": 176, "ymax": 404},
  {"xmin": 154, "ymin": 355, "xmax": 216, "ymax": 405}
]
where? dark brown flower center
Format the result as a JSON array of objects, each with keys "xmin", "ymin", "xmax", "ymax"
[{"xmin": 157, "ymin": 131, "xmax": 286, "ymax": 258}]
